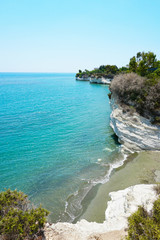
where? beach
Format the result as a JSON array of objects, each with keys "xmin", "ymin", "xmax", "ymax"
[{"xmin": 79, "ymin": 151, "xmax": 160, "ymax": 222}]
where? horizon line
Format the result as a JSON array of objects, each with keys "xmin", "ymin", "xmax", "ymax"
[{"xmin": 0, "ymin": 71, "xmax": 76, "ymax": 74}]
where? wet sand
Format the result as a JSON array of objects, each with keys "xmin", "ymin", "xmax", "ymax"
[{"xmin": 79, "ymin": 151, "xmax": 160, "ymax": 222}]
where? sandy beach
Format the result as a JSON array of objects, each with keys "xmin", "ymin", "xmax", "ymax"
[{"xmin": 79, "ymin": 151, "xmax": 160, "ymax": 222}]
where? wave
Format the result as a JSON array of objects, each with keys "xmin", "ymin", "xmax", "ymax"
[
  {"xmin": 60, "ymin": 148, "xmax": 128, "ymax": 223},
  {"xmin": 103, "ymin": 147, "xmax": 114, "ymax": 152}
]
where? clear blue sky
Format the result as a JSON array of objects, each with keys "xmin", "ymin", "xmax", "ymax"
[{"xmin": 0, "ymin": 0, "xmax": 160, "ymax": 72}]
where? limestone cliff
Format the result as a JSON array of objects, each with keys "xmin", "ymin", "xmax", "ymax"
[
  {"xmin": 44, "ymin": 184, "xmax": 156, "ymax": 240},
  {"xmin": 76, "ymin": 77, "xmax": 90, "ymax": 81},
  {"xmin": 90, "ymin": 77, "xmax": 111, "ymax": 84},
  {"xmin": 76, "ymin": 77, "xmax": 111, "ymax": 84},
  {"xmin": 110, "ymin": 102, "xmax": 160, "ymax": 152}
]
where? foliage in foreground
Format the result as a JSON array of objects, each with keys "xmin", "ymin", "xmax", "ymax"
[
  {"xmin": 0, "ymin": 189, "xmax": 49, "ymax": 240},
  {"xmin": 126, "ymin": 197, "xmax": 160, "ymax": 240}
]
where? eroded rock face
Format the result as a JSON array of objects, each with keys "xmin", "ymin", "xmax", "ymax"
[
  {"xmin": 44, "ymin": 184, "xmax": 156, "ymax": 240},
  {"xmin": 110, "ymin": 103, "xmax": 160, "ymax": 152},
  {"xmin": 90, "ymin": 77, "xmax": 111, "ymax": 84},
  {"xmin": 76, "ymin": 77, "xmax": 90, "ymax": 81},
  {"xmin": 76, "ymin": 77, "xmax": 111, "ymax": 84},
  {"xmin": 105, "ymin": 184, "xmax": 157, "ymax": 231}
]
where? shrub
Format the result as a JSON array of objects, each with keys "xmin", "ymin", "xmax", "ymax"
[
  {"xmin": 126, "ymin": 197, "xmax": 160, "ymax": 239},
  {"xmin": 110, "ymin": 73, "xmax": 160, "ymax": 120},
  {"xmin": 154, "ymin": 184, "xmax": 160, "ymax": 195},
  {"xmin": 0, "ymin": 189, "xmax": 49, "ymax": 240},
  {"xmin": 110, "ymin": 73, "xmax": 146, "ymax": 100},
  {"xmin": 108, "ymin": 93, "xmax": 111, "ymax": 99}
]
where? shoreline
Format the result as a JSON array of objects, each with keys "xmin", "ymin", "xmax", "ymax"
[
  {"xmin": 57, "ymin": 78, "xmax": 160, "ymax": 225},
  {"xmin": 45, "ymin": 181, "xmax": 158, "ymax": 239},
  {"xmin": 59, "ymin": 148, "xmax": 127, "ymax": 224},
  {"xmin": 44, "ymin": 77, "xmax": 160, "ymax": 238},
  {"xmin": 78, "ymin": 150, "xmax": 160, "ymax": 222}
]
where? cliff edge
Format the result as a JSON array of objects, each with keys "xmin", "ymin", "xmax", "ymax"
[
  {"xmin": 44, "ymin": 184, "xmax": 157, "ymax": 240},
  {"xmin": 110, "ymin": 102, "xmax": 160, "ymax": 152}
]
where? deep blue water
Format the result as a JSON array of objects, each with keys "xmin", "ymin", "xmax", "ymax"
[{"xmin": 0, "ymin": 73, "xmax": 121, "ymax": 222}]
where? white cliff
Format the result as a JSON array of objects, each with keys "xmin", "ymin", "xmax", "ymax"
[
  {"xmin": 44, "ymin": 184, "xmax": 157, "ymax": 240},
  {"xmin": 105, "ymin": 184, "xmax": 157, "ymax": 231},
  {"xmin": 76, "ymin": 77, "xmax": 111, "ymax": 84},
  {"xmin": 90, "ymin": 77, "xmax": 111, "ymax": 84},
  {"xmin": 76, "ymin": 77, "xmax": 90, "ymax": 81},
  {"xmin": 110, "ymin": 103, "xmax": 160, "ymax": 152}
]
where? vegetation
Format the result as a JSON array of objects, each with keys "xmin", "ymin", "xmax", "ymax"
[
  {"xmin": 129, "ymin": 51, "xmax": 160, "ymax": 77},
  {"xmin": 110, "ymin": 51, "xmax": 160, "ymax": 124},
  {"xmin": 0, "ymin": 189, "xmax": 49, "ymax": 240},
  {"xmin": 76, "ymin": 51, "xmax": 160, "ymax": 79},
  {"xmin": 126, "ymin": 196, "xmax": 160, "ymax": 239},
  {"xmin": 76, "ymin": 51, "xmax": 160, "ymax": 123},
  {"xmin": 76, "ymin": 65, "xmax": 120, "ymax": 79}
]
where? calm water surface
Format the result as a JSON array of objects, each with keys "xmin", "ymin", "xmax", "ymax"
[{"xmin": 0, "ymin": 73, "xmax": 122, "ymax": 222}]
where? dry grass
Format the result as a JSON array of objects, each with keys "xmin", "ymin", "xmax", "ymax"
[{"xmin": 110, "ymin": 73, "xmax": 160, "ymax": 121}]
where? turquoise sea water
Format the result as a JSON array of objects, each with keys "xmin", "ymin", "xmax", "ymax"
[{"xmin": 0, "ymin": 73, "xmax": 122, "ymax": 222}]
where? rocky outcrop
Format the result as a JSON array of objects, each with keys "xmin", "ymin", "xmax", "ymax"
[
  {"xmin": 110, "ymin": 103, "xmax": 160, "ymax": 152},
  {"xmin": 105, "ymin": 184, "xmax": 157, "ymax": 231},
  {"xmin": 90, "ymin": 77, "xmax": 111, "ymax": 84},
  {"xmin": 76, "ymin": 77, "xmax": 111, "ymax": 84},
  {"xmin": 76, "ymin": 77, "xmax": 90, "ymax": 81},
  {"xmin": 44, "ymin": 184, "xmax": 157, "ymax": 240}
]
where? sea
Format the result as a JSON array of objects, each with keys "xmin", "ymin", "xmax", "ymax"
[{"xmin": 0, "ymin": 73, "xmax": 124, "ymax": 222}]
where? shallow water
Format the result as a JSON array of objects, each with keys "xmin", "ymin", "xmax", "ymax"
[
  {"xmin": 0, "ymin": 73, "xmax": 123, "ymax": 222},
  {"xmin": 80, "ymin": 151, "xmax": 160, "ymax": 222}
]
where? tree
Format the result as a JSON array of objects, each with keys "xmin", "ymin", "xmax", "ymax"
[
  {"xmin": 129, "ymin": 51, "xmax": 158, "ymax": 76},
  {"xmin": 119, "ymin": 66, "xmax": 129, "ymax": 73},
  {"xmin": 99, "ymin": 65, "xmax": 106, "ymax": 72},
  {"xmin": 0, "ymin": 189, "xmax": 49, "ymax": 240},
  {"xmin": 145, "ymin": 51, "xmax": 157, "ymax": 68},
  {"xmin": 136, "ymin": 52, "xmax": 142, "ymax": 62},
  {"xmin": 129, "ymin": 56, "xmax": 137, "ymax": 72},
  {"xmin": 137, "ymin": 60, "xmax": 147, "ymax": 76}
]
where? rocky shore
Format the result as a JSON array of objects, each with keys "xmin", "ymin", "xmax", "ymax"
[
  {"xmin": 44, "ymin": 184, "xmax": 157, "ymax": 240},
  {"xmin": 44, "ymin": 80, "xmax": 160, "ymax": 239},
  {"xmin": 76, "ymin": 76, "xmax": 111, "ymax": 84},
  {"xmin": 110, "ymin": 101, "xmax": 160, "ymax": 152}
]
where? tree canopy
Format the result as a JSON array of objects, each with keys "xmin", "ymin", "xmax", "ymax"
[
  {"xmin": 129, "ymin": 51, "xmax": 160, "ymax": 77},
  {"xmin": 76, "ymin": 51, "xmax": 160, "ymax": 80},
  {"xmin": 76, "ymin": 64, "xmax": 119, "ymax": 79}
]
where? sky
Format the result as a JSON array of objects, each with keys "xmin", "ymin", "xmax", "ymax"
[{"xmin": 0, "ymin": 0, "xmax": 160, "ymax": 73}]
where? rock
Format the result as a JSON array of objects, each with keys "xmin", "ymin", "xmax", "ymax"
[
  {"xmin": 44, "ymin": 184, "xmax": 157, "ymax": 240},
  {"xmin": 90, "ymin": 77, "xmax": 111, "ymax": 84},
  {"xmin": 154, "ymin": 170, "xmax": 160, "ymax": 182},
  {"xmin": 76, "ymin": 77, "xmax": 90, "ymax": 81},
  {"xmin": 88, "ymin": 230, "xmax": 126, "ymax": 240},
  {"xmin": 76, "ymin": 77, "xmax": 111, "ymax": 84},
  {"xmin": 46, "ymin": 223, "xmax": 50, "ymax": 228},
  {"xmin": 110, "ymin": 103, "xmax": 160, "ymax": 152},
  {"xmin": 105, "ymin": 184, "xmax": 157, "ymax": 231}
]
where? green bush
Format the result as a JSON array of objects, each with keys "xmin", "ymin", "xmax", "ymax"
[
  {"xmin": 0, "ymin": 189, "xmax": 49, "ymax": 240},
  {"xmin": 126, "ymin": 197, "xmax": 160, "ymax": 239},
  {"xmin": 76, "ymin": 64, "xmax": 119, "ymax": 79}
]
